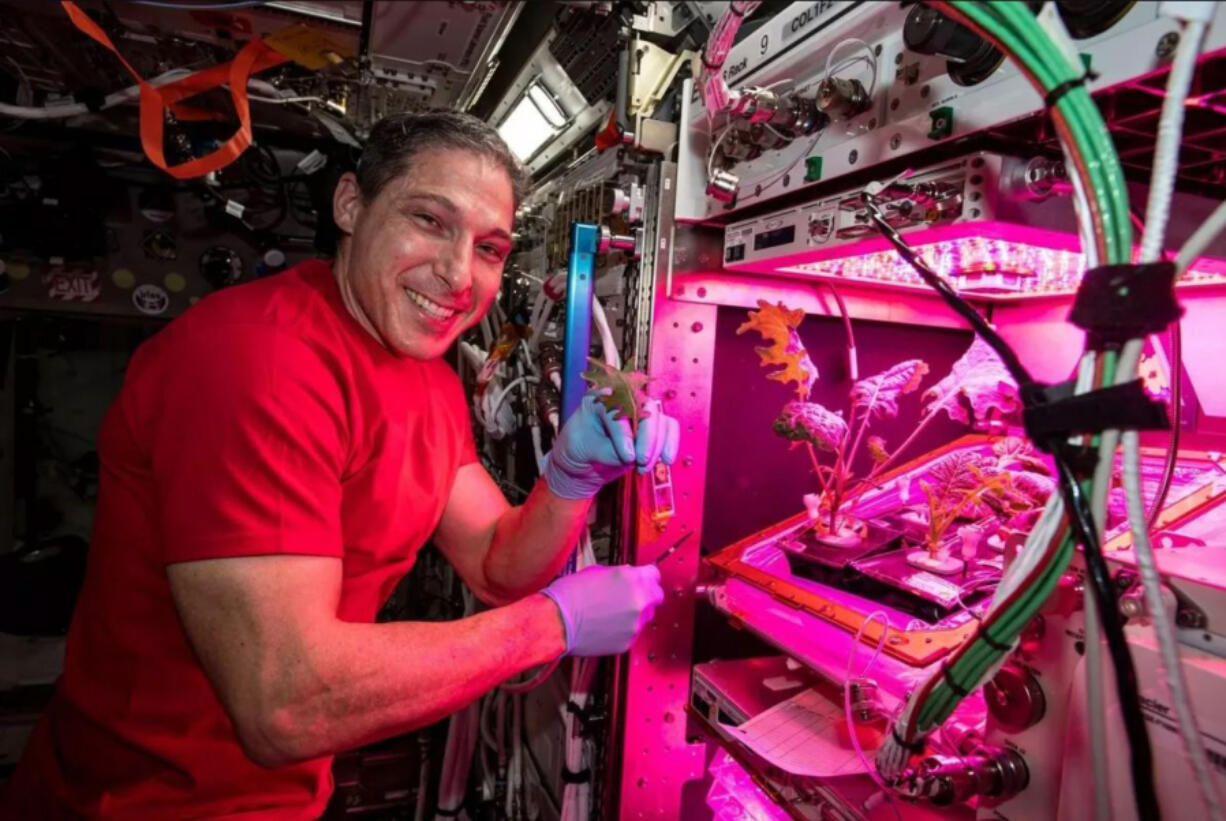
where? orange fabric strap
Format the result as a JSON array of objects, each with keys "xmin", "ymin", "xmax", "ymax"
[{"xmin": 61, "ymin": 1, "xmax": 290, "ymax": 179}]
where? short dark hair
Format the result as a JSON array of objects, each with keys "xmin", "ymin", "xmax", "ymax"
[{"xmin": 355, "ymin": 110, "xmax": 527, "ymax": 208}]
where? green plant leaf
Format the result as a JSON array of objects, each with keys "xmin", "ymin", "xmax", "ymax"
[
  {"xmin": 923, "ymin": 337, "xmax": 1021, "ymax": 427},
  {"xmin": 773, "ymin": 400, "xmax": 848, "ymax": 452},
  {"xmin": 850, "ymin": 359, "xmax": 929, "ymax": 422},
  {"xmin": 582, "ymin": 358, "xmax": 652, "ymax": 432}
]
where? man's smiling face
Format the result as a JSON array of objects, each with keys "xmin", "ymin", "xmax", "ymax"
[{"xmin": 332, "ymin": 146, "xmax": 515, "ymax": 360}]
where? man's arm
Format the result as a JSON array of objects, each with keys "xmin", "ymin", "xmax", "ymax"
[
  {"xmin": 167, "ymin": 554, "xmax": 564, "ymax": 767},
  {"xmin": 433, "ymin": 466, "xmax": 588, "ymax": 605},
  {"xmin": 434, "ymin": 395, "xmax": 680, "ymax": 605}
]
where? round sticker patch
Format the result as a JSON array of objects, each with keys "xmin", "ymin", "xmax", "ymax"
[
  {"xmin": 132, "ymin": 283, "xmax": 170, "ymax": 315},
  {"xmin": 112, "ymin": 268, "xmax": 136, "ymax": 289}
]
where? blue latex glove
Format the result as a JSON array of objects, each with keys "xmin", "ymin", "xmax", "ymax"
[
  {"xmin": 541, "ymin": 394, "xmax": 681, "ymax": 500},
  {"xmin": 541, "ymin": 564, "xmax": 664, "ymax": 657}
]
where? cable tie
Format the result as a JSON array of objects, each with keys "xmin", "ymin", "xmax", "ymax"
[
  {"xmin": 891, "ymin": 727, "xmax": 926, "ymax": 754},
  {"xmin": 1043, "ymin": 67, "xmax": 1100, "ymax": 108},
  {"xmin": 561, "ymin": 766, "xmax": 592, "ymax": 784},
  {"xmin": 565, "ymin": 699, "xmax": 603, "ymax": 735},
  {"xmin": 940, "ymin": 661, "xmax": 970, "ymax": 698},
  {"xmin": 977, "ymin": 624, "xmax": 1012, "ymax": 652}
]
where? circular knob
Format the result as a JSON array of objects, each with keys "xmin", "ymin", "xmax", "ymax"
[
  {"xmin": 199, "ymin": 246, "xmax": 242, "ymax": 290},
  {"xmin": 985, "ymin": 663, "xmax": 1045, "ymax": 732}
]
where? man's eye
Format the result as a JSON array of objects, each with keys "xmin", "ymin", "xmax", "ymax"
[
  {"xmin": 414, "ymin": 213, "xmax": 442, "ymax": 230},
  {"xmin": 479, "ymin": 244, "xmax": 507, "ymax": 261}
]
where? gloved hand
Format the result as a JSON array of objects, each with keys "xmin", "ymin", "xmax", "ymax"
[
  {"xmin": 541, "ymin": 394, "xmax": 681, "ymax": 500},
  {"xmin": 540, "ymin": 564, "xmax": 664, "ymax": 657}
]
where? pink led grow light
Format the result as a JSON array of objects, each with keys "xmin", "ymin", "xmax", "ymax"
[{"xmin": 757, "ymin": 223, "xmax": 1226, "ymax": 299}]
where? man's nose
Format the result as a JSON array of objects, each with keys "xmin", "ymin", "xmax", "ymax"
[{"xmin": 433, "ymin": 238, "xmax": 474, "ymax": 296}]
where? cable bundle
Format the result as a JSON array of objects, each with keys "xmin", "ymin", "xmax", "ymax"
[
  {"xmin": 872, "ymin": 5, "xmax": 1226, "ymax": 820},
  {"xmin": 699, "ymin": 1, "xmax": 762, "ymax": 118},
  {"xmin": 869, "ymin": 1, "xmax": 1145, "ymax": 814}
]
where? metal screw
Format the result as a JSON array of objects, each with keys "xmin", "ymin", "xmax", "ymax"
[
  {"xmin": 696, "ymin": 286, "xmax": 707, "ymax": 298},
  {"xmin": 890, "ymin": 134, "xmax": 901, "ymax": 150},
  {"xmin": 874, "ymin": 43, "xmax": 882, "ymax": 56},
  {"xmin": 849, "ymin": 149, "xmax": 858, "ymax": 164},
  {"xmin": 1156, "ymin": 31, "xmax": 1180, "ymax": 59},
  {"xmin": 682, "ymin": 455, "xmax": 694, "ymax": 467},
  {"xmin": 664, "ymin": 389, "xmax": 677, "ymax": 399},
  {"xmin": 691, "ymin": 321, "xmax": 704, "ymax": 332},
  {"xmin": 755, "ymin": 184, "xmax": 762, "ymax": 196},
  {"xmin": 782, "ymin": 174, "xmax": 791, "ymax": 187}
]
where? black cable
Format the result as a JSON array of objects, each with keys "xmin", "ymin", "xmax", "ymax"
[
  {"xmin": 1148, "ymin": 322, "xmax": 1182, "ymax": 527},
  {"xmin": 862, "ymin": 197, "xmax": 1033, "ymax": 387},
  {"xmin": 1052, "ymin": 452, "xmax": 1161, "ymax": 821}
]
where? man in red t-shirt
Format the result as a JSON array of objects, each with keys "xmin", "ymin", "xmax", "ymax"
[{"xmin": 4, "ymin": 111, "xmax": 678, "ymax": 819}]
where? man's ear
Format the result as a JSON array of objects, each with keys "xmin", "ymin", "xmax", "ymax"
[{"xmin": 332, "ymin": 172, "xmax": 362, "ymax": 237}]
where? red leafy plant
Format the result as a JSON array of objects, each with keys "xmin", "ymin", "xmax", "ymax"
[
  {"xmin": 739, "ymin": 302, "xmax": 1029, "ymax": 541},
  {"xmin": 913, "ymin": 436, "xmax": 1054, "ymax": 557},
  {"xmin": 739, "ymin": 300, "xmax": 928, "ymax": 537}
]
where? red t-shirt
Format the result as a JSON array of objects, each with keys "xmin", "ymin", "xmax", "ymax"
[{"xmin": 4, "ymin": 259, "xmax": 477, "ymax": 819}]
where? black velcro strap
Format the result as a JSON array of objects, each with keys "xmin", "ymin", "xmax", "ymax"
[
  {"xmin": 977, "ymin": 624, "xmax": 1012, "ymax": 652},
  {"xmin": 566, "ymin": 699, "xmax": 602, "ymax": 735},
  {"xmin": 891, "ymin": 727, "xmax": 925, "ymax": 754},
  {"xmin": 1044, "ymin": 67, "xmax": 1100, "ymax": 108},
  {"xmin": 940, "ymin": 662, "xmax": 969, "ymax": 698},
  {"xmin": 562, "ymin": 767, "xmax": 592, "ymax": 784},
  {"xmin": 435, "ymin": 806, "xmax": 462, "ymax": 817},
  {"xmin": 1022, "ymin": 379, "xmax": 1169, "ymax": 451},
  {"xmin": 1068, "ymin": 261, "xmax": 1183, "ymax": 346}
]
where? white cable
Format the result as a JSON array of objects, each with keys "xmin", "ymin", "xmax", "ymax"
[
  {"xmin": 1119, "ymin": 16, "xmax": 1223, "ymax": 819},
  {"xmin": 1081, "ymin": 352, "xmax": 1116, "ymax": 821},
  {"xmin": 1122, "ymin": 425, "xmax": 1223, "ymax": 820},
  {"xmin": 1175, "ymin": 199, "xmax": 1226, "ymax": 275},
  {"xmin": 825, "ymin": 37, "xmax": 879, "ymax": 98},
  {"xmin": 479, "ymin": 315, "xmax": 495, "ymax": 350},
  {"xmin": 531, "ymin": 424, "xmax": 545, "ymax": 472},
  {"xmin": 1121, "ymin": 18, "xmax": 1221, "ymax": 816},
  {"xmin": 845, "ymin": 611, "xmax": 903, "ymax": 821},
  {"xmin": 591, "ymin": 297, "xmax": 621, "ymax": 369},
  {"xmin": 490, "ymin": 375, "xmax": 538, "ymax": 423},
  {"xmin": 0, "ymin": 68, "xmax": 192, "ymax": 120},
  {"xmin": 1141, "ymin": 20, "xmax": 1207, "ymax": 264},
  {"xmin": 705, "ymin": 120, "xmax": 737, "ymax": 181}
]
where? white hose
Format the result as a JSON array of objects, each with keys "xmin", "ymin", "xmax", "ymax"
[
  {"xmin": 1140, "ymin": 20, "xmax": 1207, "ymax": 264},
  {"xmin": 1122, "ymin": 17, "xmax": 1222, "ymax": 818},
  {"xmin": 1175, "ymin": 199, "xmax": 1226, "ymax": 275},
  {"xmin": 591, "ymin": 297, "xmax": 621, "ymax": 369},
  {"xmin": 0, "ymin": 68, "xmax": 192, "ymax": 120}
]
